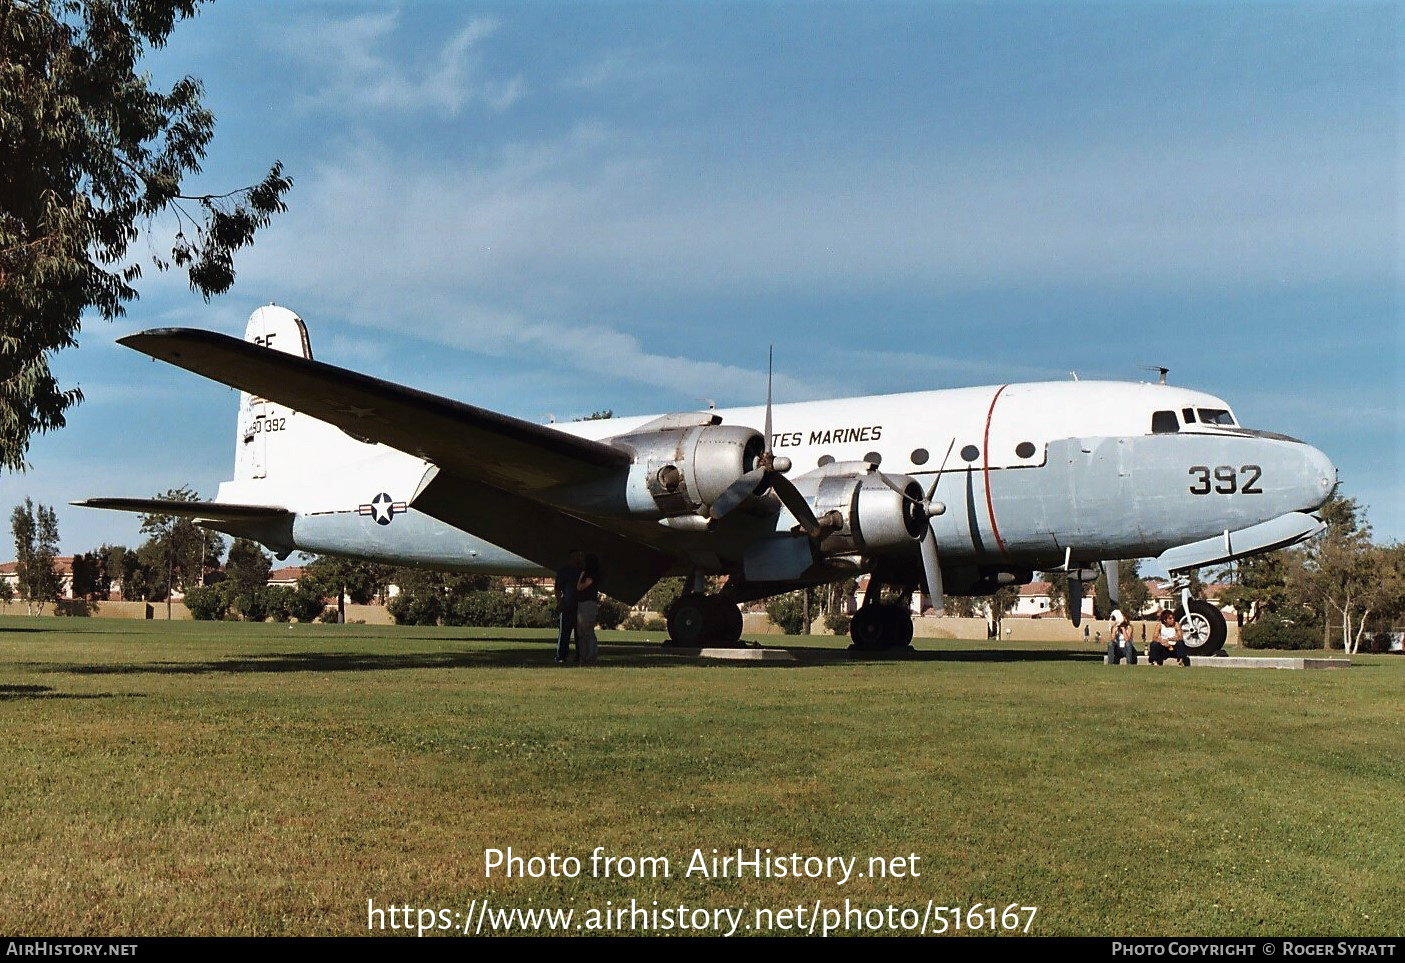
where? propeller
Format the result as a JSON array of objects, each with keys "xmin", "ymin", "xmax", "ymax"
[
  {"xmin": 900, "ymin": 438, "xmax": 957, "ymax": 614},
  {"xmin": 709, "ymin": 348, "xmax": 826, "ymax": 537},
  {"xmin": 918, "ymin": 519, "xmax": 945, "ymax": 615},
  {"xmin": 709, "ymin": 354, "xmax": 949, "ymax": 614},
  {"xmin": 868, "ymin": 443, "xmax": 951, "ymax": 614}
]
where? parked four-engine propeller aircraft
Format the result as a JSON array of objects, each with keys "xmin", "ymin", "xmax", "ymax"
[{"xmin": 80, "ymin": 305, "xmax": 1337, "ymax": 653}]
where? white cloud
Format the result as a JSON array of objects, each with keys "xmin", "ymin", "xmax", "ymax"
[
  {"xmin": 241, "ymin": 119, "xmax": 1394, "ymax": 314},
  {"xmin": 840, "ymin": 350, "xmax": 1075, "ymax": 389},
  {"xmin": 269, "ymin": 11, "xmax": 523, "ymax": 116},
  {"xmin": 558, "ymin": 49, "xmax": 683, "ymax": 92},
  {"xmin": 217, "ymin": 108, "xmax": 1395, "ymax": 415}
]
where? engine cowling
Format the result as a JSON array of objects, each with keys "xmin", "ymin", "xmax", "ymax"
[
  {"xmin": 607, "ymin": 419, "xmax": 766, "ymax": 518},
  {"xmin": 785, "ymin": 461, "xmax": 928, "ymax": 555}
]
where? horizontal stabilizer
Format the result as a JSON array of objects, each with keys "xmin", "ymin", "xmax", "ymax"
[
  {"xmin": 74, "ymin": 498, "xmax": 296, "ymax": 554},
  {"xmin": 75, "ymin": 497, "xmax": 292, "ymax": 521},
  {"xmin": 1157, "ymin": 511, "xmax": 1325, "ymax": 574}
]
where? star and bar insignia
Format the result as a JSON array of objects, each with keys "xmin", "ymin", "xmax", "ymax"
[{"xmin": 358, "ymin": 492, "xmax": 407, "ymax": 525}]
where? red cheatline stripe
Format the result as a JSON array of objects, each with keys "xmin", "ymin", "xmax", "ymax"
[{"xmin": 982, "ymin": 384, "xmax": 1010, "ymax": 557}]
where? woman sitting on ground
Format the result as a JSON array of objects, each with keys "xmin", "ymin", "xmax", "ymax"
[{"xmin": 1149, "ymin": 609, "xmax": 1190, "ymax": 667}]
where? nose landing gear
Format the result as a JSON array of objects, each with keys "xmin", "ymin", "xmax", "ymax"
[{"xmin": 1175, "ymin": 597, "xmax": 1227, "ymax": 657}]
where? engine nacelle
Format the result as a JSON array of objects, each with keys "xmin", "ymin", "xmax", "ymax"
[
  {"xmin": 785, "ymin": 461, "xmax": 928, "ymax": 555},
  {"xmin": 607, "ymin": 418, "xmax": 765, "ymax": 518}
]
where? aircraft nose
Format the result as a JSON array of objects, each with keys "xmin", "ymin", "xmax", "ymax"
[{"xmin": 1301, "ymin": 443, "xmax": 1337, "ymax": 511}]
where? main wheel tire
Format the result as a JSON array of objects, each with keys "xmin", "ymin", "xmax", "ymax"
[
  {"xmin": 1175, "ymin": 599, "xmax": 1227, "ymax": 657},
  {"xmin": 667, "ymin": 593, "xmax": 709, "ymax": 646},
  {"xmin": 881, "ymin": 605, "xmax": 914, "ymax": 648},
  {"xmin": 709, "ymin": 598, "xmax": 743, "ymax": 643},
  {"xmin": 850, "ymin": 607, "xmax": 885, "ymax": 650}
]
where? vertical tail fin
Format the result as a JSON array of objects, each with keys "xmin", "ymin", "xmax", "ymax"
[
  {"xmin": 234, "ymin": 305, "xmax": 313, "ymax": 481},
  {"xmin": 217, "ymin": 305, "xmax": 434, "ymax": 514}
]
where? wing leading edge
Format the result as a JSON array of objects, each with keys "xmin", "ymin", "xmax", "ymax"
[
  {"xmin": 115, "ymin": 328, "xmax": 673, "ymax": 602},
  {"xmin": 119, "ymin": 328, "xmax": 631, "ymax": 491}
]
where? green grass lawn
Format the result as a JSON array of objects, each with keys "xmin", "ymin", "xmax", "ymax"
[{"xmin": 0, "ymin": 617, "xmax": 1400, "ymax": 936}]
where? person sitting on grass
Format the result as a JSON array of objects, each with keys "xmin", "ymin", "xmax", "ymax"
[{"xmin": 1149, "ymin": 609, "xmax": 1190, "ymax": 667}]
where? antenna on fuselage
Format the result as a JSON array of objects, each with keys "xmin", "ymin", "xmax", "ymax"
[{"xmin": 1140, "ymin": 365, "xmax": 1170, "ymax": 385}]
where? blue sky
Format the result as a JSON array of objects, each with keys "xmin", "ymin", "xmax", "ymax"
[{"xmin": 6, "ymin": 1, "xmax": 1400, "ymax": 558}]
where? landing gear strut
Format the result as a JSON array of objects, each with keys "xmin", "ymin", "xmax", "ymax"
[{"xmin": 665, "ymin": 593, "xmax": 743, "ymax": 646}]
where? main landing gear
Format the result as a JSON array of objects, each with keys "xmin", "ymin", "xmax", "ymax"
[
  {"xmin": 849, "ymin": 604, "xmax": 914, "ymax": 650},
  {"xmin": 665, "ymin": 593, "xmax": 744, "ymax": 646},
  {"xmin": 849, "ymin": 578, "xmax": 915, "ymax": 651}
]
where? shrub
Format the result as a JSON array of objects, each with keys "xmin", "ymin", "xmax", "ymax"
[
  {"xmin": 597, "ymin": 597, "xmax": 629, "ymax": 630},
  {"xmin": 184, "ymin": 585, "xmax": 230, "ymax": 621},
  {"xmin": 231, "ymin": 588, "xmax": 271, "ymax": 623},
  {"xmin": 1240, "ymin": 620, "xmax": 1321, "ymax": 651},
  {"xmin": 444, "ymin": 591, "xmax": 513, "ymax": 627},
  {"xmin": 1360, "ymin": 632, "xmax": 1399, "ymax": 654},
  {"xmin": 765, "ymin": 592, "xmax": 807, "ymax": 635},
  {"xmin": 621, "ymin": 613, "xmax": 668, "ymax": 632},
  {"xmin": 508, "ymin": 594, "xmax": 556, "ymax": 629},
  {"xmin": 259, "ymin": 586, "xmax": 325, "ymax": 623},
  {"xmin": 825, "ymin": 613, "xmax": 851, "ymax": 636},
  {"xmin": 388, "ymin": 589, "xmax": 444, "ymax": 626}
]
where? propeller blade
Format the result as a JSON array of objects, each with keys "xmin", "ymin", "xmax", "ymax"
[
  {"xmin": 873, "ymin": 467, "xmax": 911, "ymax": 496},
  {"xmin": 1067, "ymin": 574, "xmax": 1083, "ymax": 628},
  {"xmin": 919, "ymin": 523, "xmax": 945, "ymax": 614},
  {"xmin": 872, "ymin": 468, "xmax": 944, "ymax": 521},
  {"xmin": 771, "ymin": 472, "xmax": 824, "ymax": 538},
  {"xmin": 763, "ymin": 346, "xmax": 773, "ymax": 458},
  {"xmin": 708, "ymin": 467, "xmax": 768, "ymax": 520},
  {"xmin": 925, "ymin": 438, "xmax": 957, "ymax": 501},
  {"xmin": 1102, "ymin": 560, "xmax": 1121, "ymax": 610}
]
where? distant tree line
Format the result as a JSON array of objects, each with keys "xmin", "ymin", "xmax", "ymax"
[
  {"xmin": 10, "ymin": 490, "xmax": 1399, "ymax": 647},
  {"xmin": 1220, "ymin": 495, "xmax": 1404, "ymax": 654},
  {"xmin": 383, "ymin": 568, "xmax": 629, "ymax": 629}
]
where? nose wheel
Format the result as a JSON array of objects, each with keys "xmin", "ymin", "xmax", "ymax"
[{"xmin": 1175, "ymin": 599, "xmax": 1227, "ymax": 657}]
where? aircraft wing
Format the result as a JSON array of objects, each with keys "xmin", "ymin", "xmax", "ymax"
[
  {"xmin": 117, "ymin": 328, "xmax": 675, "ymax": 601},
  {"xmin": 119, "ymin": 328, "xmax": 630, "ymax": 492}
]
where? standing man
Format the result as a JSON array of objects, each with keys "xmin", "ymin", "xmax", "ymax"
[
  {"xmin": 555, "ymin": 549, "xmax": 584, "ymax": 664},
  {"xmin": 576, "ymin": 554, "xmax": 602, "ymax": 665}
]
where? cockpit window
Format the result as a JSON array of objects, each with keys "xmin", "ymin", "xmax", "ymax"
[
  {"xmin": 1197, "ymin": 408, "xmax": 1236, "ymax": 427},
  {"xmin": 1182, "ymin": 408, "xmax": 1196, "ymax": 423},
  {"xmin": 1151, "ymin": 410, "xmax": 1179, "ymax": 434}
]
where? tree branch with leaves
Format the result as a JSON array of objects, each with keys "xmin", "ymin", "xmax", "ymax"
[{"xmin": 0, "ymin": 0, "xmax": 291, "ymax": 469}]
